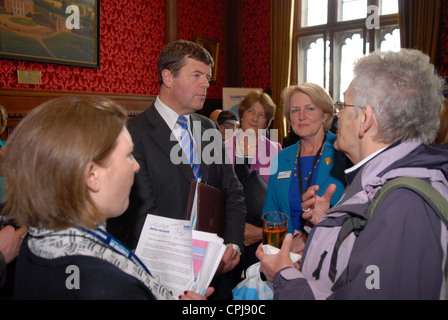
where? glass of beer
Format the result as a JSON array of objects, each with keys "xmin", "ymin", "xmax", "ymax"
[{"xmin": 262, "ymin": 211, "xmax": 288, "ymax": 248}]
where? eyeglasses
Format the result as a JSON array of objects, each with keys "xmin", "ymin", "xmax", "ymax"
[{"xmin": 334, "ymin": 101, "xmax": 355, "ymax": 113}]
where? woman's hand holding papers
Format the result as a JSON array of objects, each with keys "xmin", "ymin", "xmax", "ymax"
[{"xmin": 179, "ymin": 287, "xmax": 215, "ymax": 300}]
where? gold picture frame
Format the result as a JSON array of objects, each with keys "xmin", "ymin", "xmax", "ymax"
[{"xmin": 195, "ymin": 35, "xmax": 219, "ymax": 82}]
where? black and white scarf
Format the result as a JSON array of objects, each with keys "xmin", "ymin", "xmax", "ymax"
[{"xmin": 27, "ymin": 226, "xmax": 175, "ymax": 300}]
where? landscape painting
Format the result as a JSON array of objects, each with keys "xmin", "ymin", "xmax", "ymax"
[{"xmin": 0, "ymin": 0, "xmax": 99, "ymax": 67}]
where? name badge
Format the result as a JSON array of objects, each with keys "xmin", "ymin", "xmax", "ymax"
[{"xmin": 278, "ymin": 171, "xmax": 292, "ymax": 180}]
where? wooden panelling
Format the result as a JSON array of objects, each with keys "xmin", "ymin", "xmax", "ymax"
[
  {"xmin": 0, "ymin": 89, "xmax": 156, "ymax": 140},
  {"xmin": 223, "ymin": 0, "xmax": 243, "ymax": 87},
  {"xmin": 165, "ymin": 0, "xmax": 178, "ymax": 44},
  {"xmin": 0, "ymin": 89, "xmax": 155, "ymax": 114}
]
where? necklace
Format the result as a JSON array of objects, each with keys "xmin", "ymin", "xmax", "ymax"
[
  {"xmin": 236, "ymin": 134, "xmax": 258, "ymax": 156},
  {"xmin": 296, "ymin": 135, "xmax": 327, "ymax": 197}
]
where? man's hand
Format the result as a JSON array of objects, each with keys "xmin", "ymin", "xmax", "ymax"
[
  {"xmin": 244, "ymin": 223, "xmax": 262, "ymax": 246},
  {"xmin": 216, "ymin": 244, "xmax": 239, "ymax": 275}
]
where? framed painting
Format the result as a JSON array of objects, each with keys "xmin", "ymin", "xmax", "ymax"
[
  {"xmin": 195, "ymin": 35, "xmax": 219, "ymax": 82},
  {"xmin": 0, "ymin": 0, "xmax": 100, "ymax": 68}
]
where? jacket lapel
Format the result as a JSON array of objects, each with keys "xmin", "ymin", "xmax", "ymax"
[{"xmin": 145, "ymin": 106, "xmax": 195, "ymax": 183}]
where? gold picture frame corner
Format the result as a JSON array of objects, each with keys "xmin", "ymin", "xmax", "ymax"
[{"xmin": 194, "ymin": 35, "xmax": 219, "ymax": 82}]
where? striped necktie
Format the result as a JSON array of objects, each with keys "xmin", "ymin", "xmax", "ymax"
[{"xmin": 177, "ymin": 116, "xmax": 202, "ymax": 181}]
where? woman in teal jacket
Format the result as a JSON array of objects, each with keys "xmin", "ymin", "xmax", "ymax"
[{"xmin": 263, "ymin": 84, "xmax": 346, "ymax": 237}]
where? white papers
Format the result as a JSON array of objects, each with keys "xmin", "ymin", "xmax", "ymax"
[
  {"xmin": 191, "ymin": 230, "xmax": 226, "ymax": 295},
  {"xmin": 135, "ymin": 214, "xmax": 226, "ymax": 298},
  {"xmin": 135, "ymin": 214, "xmax": 194, "ymax": 298}
]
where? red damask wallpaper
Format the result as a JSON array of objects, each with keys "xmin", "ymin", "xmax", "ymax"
[
  {"xmin": 0, "ymin": 0, "xmax": 266, "ymax": 100},
  {"xmin": 439, "ymin": 0, "xmax": 448, "ymax": 76},
  {"xmin": 177, "ymin": 0, "xmax": 271, "ymax": 96},
  {"xmin": 0, "ymin": 0, "xmax": 165, "ymax": 95},
  {"xmin": 178, "ymin": 0, "xmax": 224, "ymax": 99},
  {"xmin": 242, "ymin": 0, "xmax": 271, "ymax": 90},
  {"xmin": 1, "ymin": 0, "xmax": 446, "ymax": 98}
]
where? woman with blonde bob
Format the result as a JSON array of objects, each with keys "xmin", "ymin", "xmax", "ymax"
[
  {"xmin": 3, "ymin": 96, "xmax": 211, "ymax": 300},
  {"xmin": 262, "ymin": 83, "xmax": 347, "ymax": 247}
]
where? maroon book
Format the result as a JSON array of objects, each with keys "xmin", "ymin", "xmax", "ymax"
[{"xmin": 186, "ymin": 180, "xmax": 226, "ymax": 238}]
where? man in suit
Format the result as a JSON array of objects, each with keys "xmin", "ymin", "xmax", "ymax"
[{"xmin": 107, "ymin": 40, "xmax": 246, "ymax": 298}]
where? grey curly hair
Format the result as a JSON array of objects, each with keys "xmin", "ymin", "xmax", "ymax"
[{"xmin": 350, "ymin": 49, "xmax": 445, "ymax": 145}]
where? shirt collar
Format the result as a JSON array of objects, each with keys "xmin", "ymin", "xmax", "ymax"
[
  {"xmin": 344, "ymin": 147, "xmax": 388, "ymax": 185},
  {"xmin": 345, "ymin": 147, "xmax": 387, "ymax": 175},
  {"xmin": 154, "ymin": 96, "xmax": 191, "ymax": 131}
]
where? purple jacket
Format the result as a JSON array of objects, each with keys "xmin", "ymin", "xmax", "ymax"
[
  {"xmin": 273, "ymin": 141, "xmax": 448, "ymax": 300},
  {"xmin": 225, "ymin": 131, "xmax": 282, "ymax": 183}
]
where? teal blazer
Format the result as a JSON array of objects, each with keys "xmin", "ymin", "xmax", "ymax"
[{"xmin": 262, "ymin": 132, "xmax": 347, "ymax": 233}]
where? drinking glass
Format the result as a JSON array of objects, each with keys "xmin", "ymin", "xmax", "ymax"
[{"xmin": 262, "ymin": 211, "xmax": 288, "ymax": 248}]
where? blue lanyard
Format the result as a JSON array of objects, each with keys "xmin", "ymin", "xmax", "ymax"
[
  {"xmin": 297, "ymin": 135, "xmax": 326, "ymax": 196},
  {"xmin": 77, "ymin": 226, "xmax": 152, "ymax": 277}
]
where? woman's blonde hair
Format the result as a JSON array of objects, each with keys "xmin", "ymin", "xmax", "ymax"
[
  {"xmin": 282, "ymin": 83, "xmax": 334, "ymax": 132},
  {"xmin": 238, "ymin": 91, "xmax": 276, "ymax": 128},
  {"xmin": 3, "ymin": 96, "xmax": 128, "ymax": 230}
]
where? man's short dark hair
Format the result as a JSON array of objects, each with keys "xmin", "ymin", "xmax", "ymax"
[{"xmin": 157, "ymin": 40, "xmax": 214, "ymax": 86}]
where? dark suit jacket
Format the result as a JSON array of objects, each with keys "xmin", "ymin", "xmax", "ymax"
[{"xmin": 107, "ymin": 103, "xmax": 246, "ymax": 250}]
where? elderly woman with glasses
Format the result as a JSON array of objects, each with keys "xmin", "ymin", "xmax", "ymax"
[
  {"xmin": 258, "ymin": 49, "xmax": 448, "ymax": 300},
  {"xmin": 262, "ymin": 83, "xmax": 347, "ymax": 251}
]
